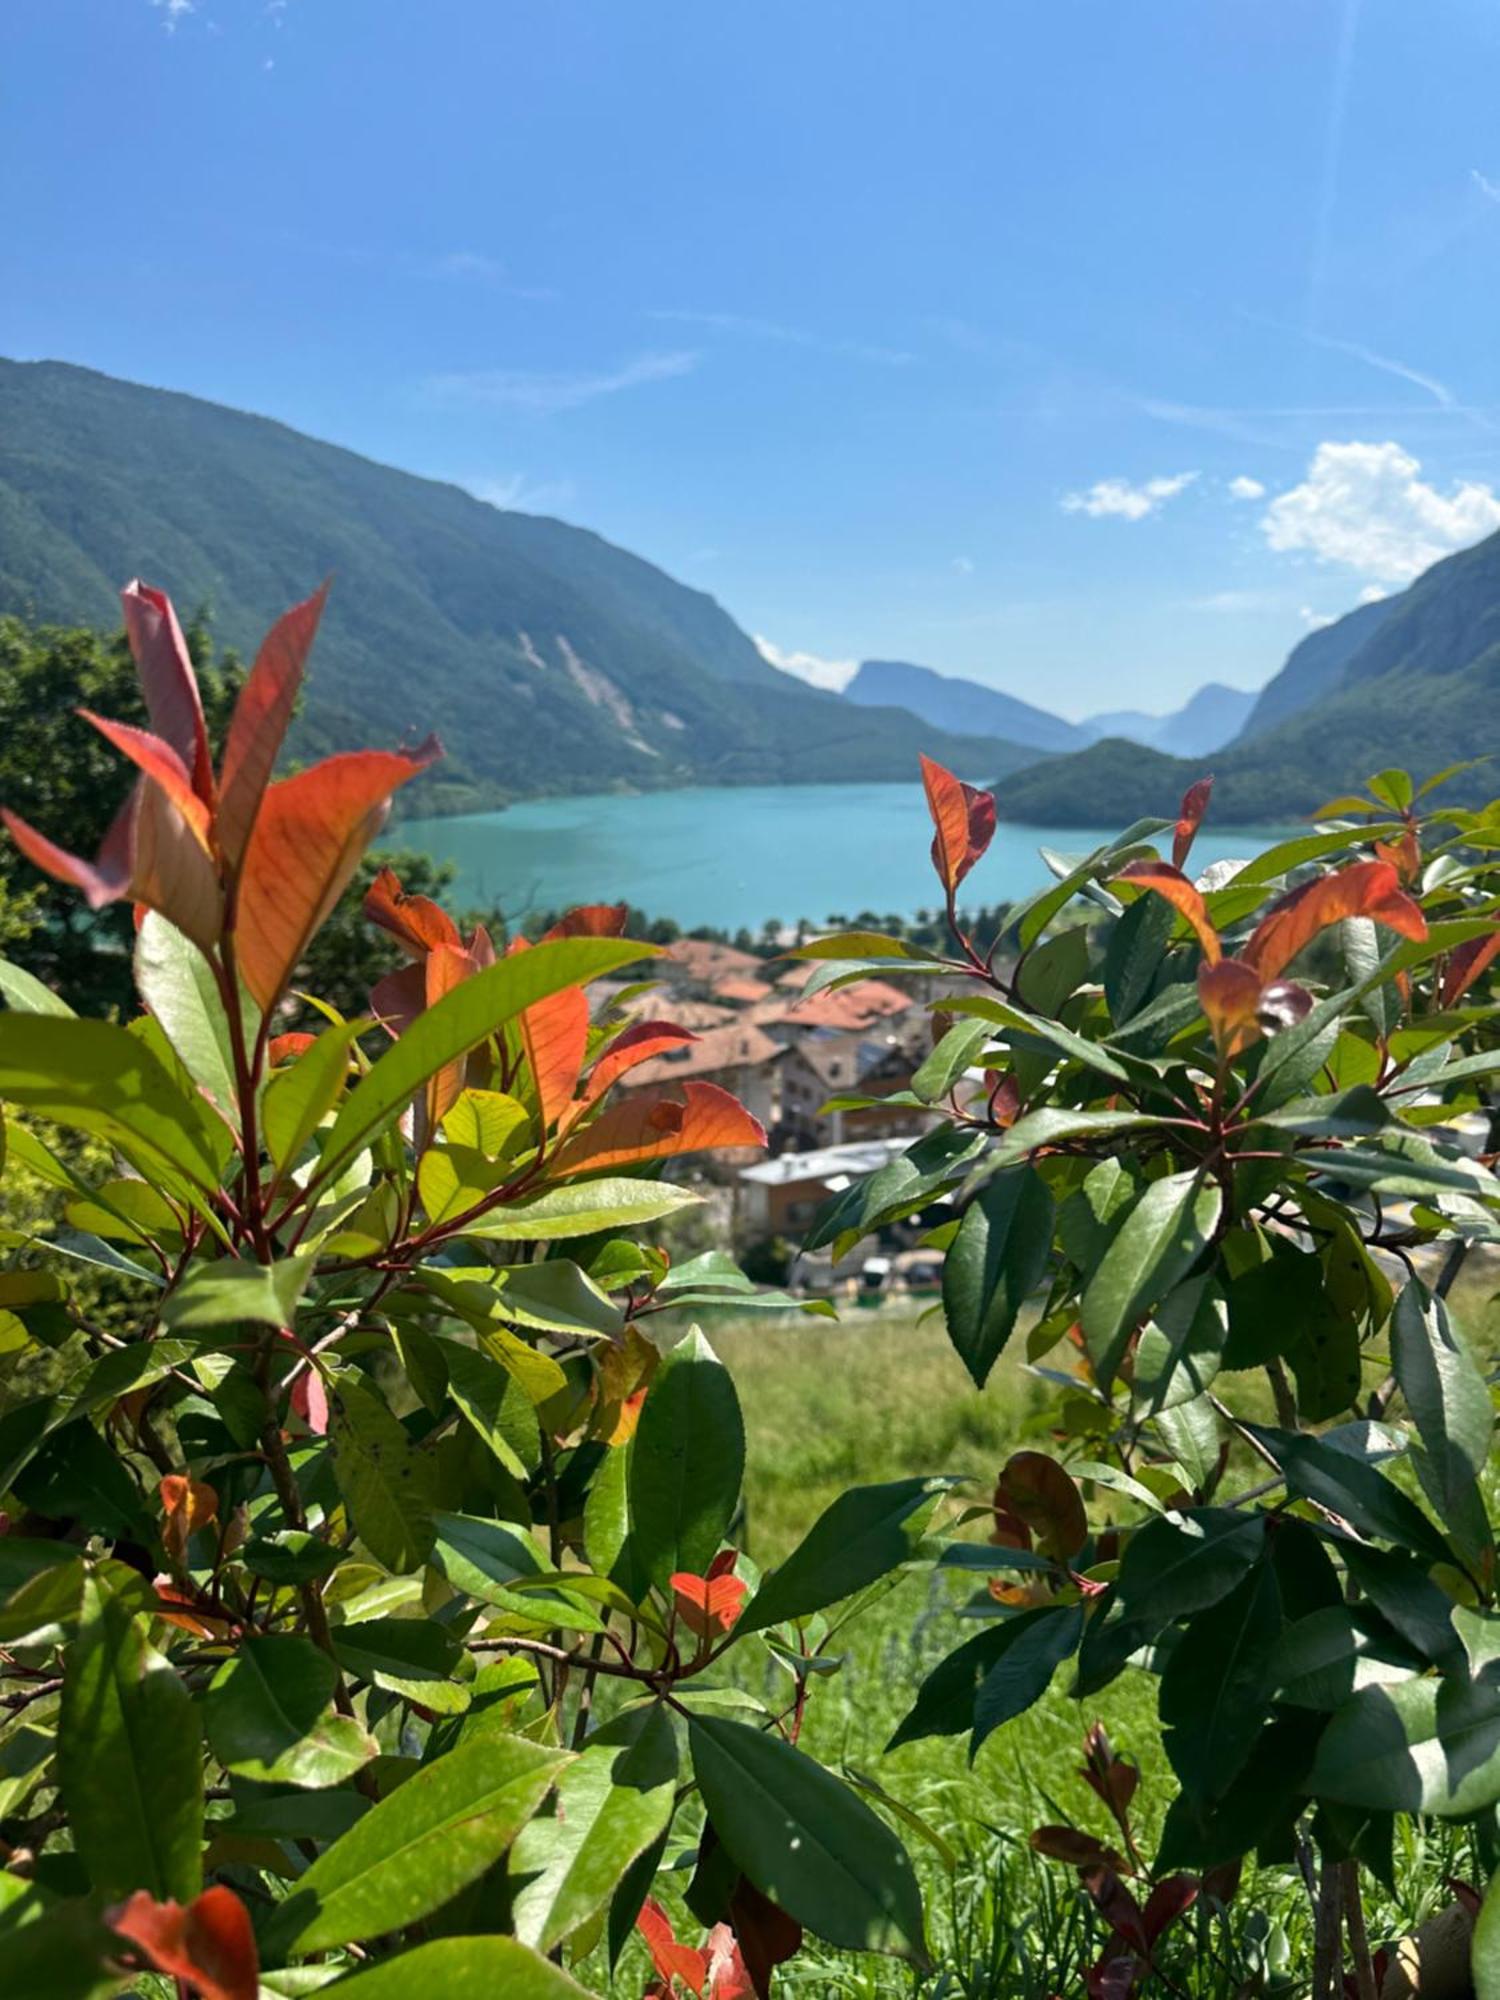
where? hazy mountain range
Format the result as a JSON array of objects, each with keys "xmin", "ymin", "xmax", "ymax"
[{"xmin": 0, "ymin": 356, "xmax": 1493, "ymax": 824}]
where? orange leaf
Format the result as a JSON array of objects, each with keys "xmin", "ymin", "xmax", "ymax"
[
  {"xmin": 422, "ymin": 940, "xmax": 481, "ymax": 1137},
  {"xmin": 582, "ymin": 1019, "xmax": 697, "ymax": 1106},
  {"xmin": 671, "ymin": 1556, "xmax": 747, "ymax": 1644},
  {"xmin": 150, "ymin": 1577, "xmax": 236, "ymax": 1641},
  {"xmin": 130, "ymin": 779, "xmax": 225, "ymax": 952},
  {"xmin": 549, "ymin": 1079, "xmax": 766, "ymax": 1176},
  {"xmin": 235, "ymin": 743, "xmax": 440, "ymax": 1009},
  {"xmin": 363, "ymin": 863, "xmax": 462, "ymax": 958},
  {"xmin": 920, "ymin": 754, "xmax": 995, "ymax": 894},
  {"xmin": 109, "ymin": 1886, "xmax": 259, "ymax": 2000},
  {"xmin": 638, "ymin": 1898, "xmax": 709, "ymax": 1999},
  {"xmin": 160, "ymin": 1473, "xmax": 218, "ymax": 1566},
  {"xmin": 2, "ymin": 794, "xmax": 135, "ymax": 909},
  {"xmin": 1171, "ymin": 776, "xmax": 1213, "ymax": 873},
  {"xmin": 120, "ymin": 581, "xmax": 216, "ymax": 806},
  {"xmin": 1373, "ymin": 826, "xmax": 1421, "ymax": 887},
  {"xmin": 1113, "ymin": 861, "xmax": 1221, "ymax": 964},
  {"xmin": 267, "ymin": 1031, "xmax": 317, "ymax": 1065},
  {"xmin": 517, "ymin": 980, "xmax": 591, "ymax": 1133},
  {"xmin": 1441, "ymin": 928, "xmax": 1500, "ymax": 1008},
  {"xmin": 1197, "ymin": 958, "xmax": 1264, "ymax": 1057},
  {"xmin": 997, "ymin": 1451, "xmax": 1087, "ymax": 1562},
  {"xmin": 1240, "ymin": 859, "xmax": 1426, "ymax": 983},
  {"xmin": 704, "ymin": 1925, "xmax": 755, "ymax": 2000},
  {"xmin": 78, "ymin": 713, "xmax": 213, "ymax": 844},
  {"xmin": 216, "ymin": 584, "xmax": 330, "ymax": 869}
]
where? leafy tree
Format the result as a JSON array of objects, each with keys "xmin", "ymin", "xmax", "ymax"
[
  {"xmin": 0, "ymin": 581, "xmax": 938, "ymax": 1997},
  {"xmin": 805, "ymin": 755, "xmax": 1500, "ymax": 1995}
]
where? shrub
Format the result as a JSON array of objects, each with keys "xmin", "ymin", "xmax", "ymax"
[
  {"xmin": 804, "ymin": 756, "xmax": 1500, "ymax": 1995},
  {"xmin": 0, "ymin": 582, "xmax": 941, "ymax": 1997}
]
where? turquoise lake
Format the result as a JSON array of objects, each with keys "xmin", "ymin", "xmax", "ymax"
[{"xmin": 398, "ymin": 785, "xmax": 1289, "ymax": 934}]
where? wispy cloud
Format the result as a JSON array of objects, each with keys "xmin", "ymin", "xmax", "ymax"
[
  {"xmin": 755, "ymin": 635, "xmax": 856, "ymax": 693},
  {"xmin": 1187, "ymin": 588, "xmax": 1281, "ymax": 613},
  {"xmin": 950, "ymin": 556, "xmax": 975, "ymax": 576},
  {"xmin": 1262, "ymin": 439, "xmax": 1500, "ymax": 585},
  {"xmin": 458, "ymin": 472, "xmax": 577, "ymax": 515},
  {"xmin": 425, "ymin": 350, "xmax": 698, "ymax": 416},
  {"xmin": 1228, "ymin": 475, "xmax": 1266, "ymax": 500},
  {"xmin": 649, "ymin": 310, "xmax": 912, "ymax": 367},
  {"xmin": 1474, "ymin": 169, "xmax": 1500, "ymax": 205},
  {"xmin": 1062, "ymin": 472, "xmax": 1198, "ymax": 521},
  {"xmin": 150, "ymin": 0, "xmax": 194, "ymax": 26},
  {"xmin": 1297, "ymin": 326, "xmax": 1455, "ymax": 409}
]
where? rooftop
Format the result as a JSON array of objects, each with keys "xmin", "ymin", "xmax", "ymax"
[
  {"xmin": 662, "ymin": 938, "xmax": 765, "ymax": 984},
  {"xmin": 620, "ymin": 1020, "xmax": 786, "ymax": 1086},
  {"xmin": 739, "ymin": 1136, "xmax": 910, "ymax": 1186}
]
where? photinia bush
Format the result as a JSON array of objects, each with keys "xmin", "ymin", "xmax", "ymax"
[
  {"xmin": 0, "ymin": 582, "xmax": 943, "ymax": 1997},
  {"xmin": 805, "ymin": 754, "xmax": 1500, "ymax": 1995}
]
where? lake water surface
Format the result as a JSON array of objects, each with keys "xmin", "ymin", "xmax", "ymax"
[{"xmin": 399, "ymin": 784, "xmax": 1288, "ymax": 934}]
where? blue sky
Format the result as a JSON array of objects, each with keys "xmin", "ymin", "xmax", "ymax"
[{"xmin": 7, "ymin": 1, "xmax": 1500, "ymax": 717}]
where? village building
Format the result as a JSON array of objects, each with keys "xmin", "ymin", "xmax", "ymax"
[
  {"xmin": 617, "ymin": 1019, "xmax": 785, "ymax": 1139},
  {"xmin": 736, "ymin": 1136, "xmax": 910, "ymax": 1238}
]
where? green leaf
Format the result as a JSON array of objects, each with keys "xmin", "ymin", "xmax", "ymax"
[
  {"xmin": 135, "ymin": 912, "xmax": 254, "ymax": 1119},
  {"xmin": 263, "ymin": 1733, "xmax": 570, "ymax": 1956},
  {"xmin": 463, "ymin": 1178, "xmax": 703, "ymax": 1240},
  {"xmin": 803, "ymin": 1126, "xmax": 986, "ymax": 1253},
  {"xmin": 968, "ymin": 1604, "xmax": 1084, "ymax": 1755},
  {"xmin": 263, "ymin": 1021, "xmax": 366, "ymax": 1173},
  {"xmin": 1080, "ymin": 1171, "xmax": 1221, "ymax": 1384},
  {"xmin": 941, "ymin": 1167, "xmax": 1055, "ymax": 1388},
  {"xmin": 1309, "ymin": 1674, "xmax": 1500, "ymax": 1816},
  {"xmin": 739, "ymin": 1477, "xmax": 955, "ymax": 1636},
  {"xmin": 58, "ymin": 1576, "xmax": 202, "ymax": 1902},
  {"xmin": 1160, "ymin": 1562, "xmax": 1281, "ymax": 1801},
  {"xmin": 439, "ymin": 1339, "xmax": 539, "ymax": 1478},
  {"xmin": 629, "ymin": 1327, "xmax": 744, "ymax": 1593},
  {"xmin": 1254, "ymin": 1084, "xmax": 1391, "ymax": 1140},
  {"xmin": 0, "ymin": 958, "xmax": 74, "ymax": 1017},
  {"xmin": 161, "ymin": 1252, "xmax": 314, "ymax": 1332},
  {"xmin": 910, "ymin": 1019, "xmax": 996, "ymax": 1104},
  {"xmin": 1390, "ymin": 1279, "xmax": 1494, "ymax": 1547},
  {"xmin": 954, "ymin": 995, "xmax": 1131, "ymax": 1082},
  {"xmin": 1103, "ymin": 888, "xmax": 1178, "ymax": 1027},
  {"xmin": 429, "ymin": 1513, "xmax": 608, "ymax": 1634},
  {"xmin": 511, "ymin": 1705, "xmax": 678, "ymax": 1953},
  {"xmin": 491, "ymin": 1262, "xmax": 623, "ymax": 1339},
  {"xmin": 888, "ymin": 1607, "xmax": 1069, "ymax": 1749},
  {"xmin": 688, "ymin": 1711, "xmax": 926, "ymax": 1963},
  {"xmin": 1476, "ymin": 1866, "xmax": 1500, "ymax": 2000},
  {"xmin": 1239, "ymin": 1425, "xmax": 1451, "ymax": 1567},
  {"xmin": 1132, "ymin": 1277, "xmax": 1226, "ymax": 1414},
  {"xmin": 316, "ymin": 939, "xmax": 650, "ymax": 1191},
  {"xmin": 1113, "ymin": 1509, "xmax": 1265, "ymax": 1633},
  {"xmin": 328, "ymin": 1375, "xmax": 436, "ymax": 1574},
  {"xmin": 333, "ymin": 1617, "xmax": 469, "ymax": 1714},
  {"xmin": 1313, "ymin": 1143, "xmax": 1490, "ymax": 1197},
  {"xmin": 0, "ymin": 1013, "xmax": 230, "ymax": 1200},
  {"xmin": 205, "ymin": 1635, "xmax": 377, "ymax": 1788},
  {"xmin": 969, "ymin": 1109, "xmax": 1170, "ymax": 1187},
  {"xmin": 316, "ymin": 1938, "xmax": 591, "ymax": 1998}
]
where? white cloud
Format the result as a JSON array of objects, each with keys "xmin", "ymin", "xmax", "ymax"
[
  {"xmin": 1261, "ymin": 440, "xmax": 1500, "ymax": 585},
  {"xmin": 1228, "ymin": 475, "xmax": 1266, "ymax": 501},
  {"xmin": 1473, "ymin": 169, "xmax": 1500, "ymax": 205},
  {"xmin": 1189, "ymin": 589, "xmax": 1277, "ymax": 613},
  {"xmin": 755, "ymin": 635, "xmax": 856, "ymax": 693},
  {"xmin": 459, "ymin": 472, "xmax": 575, "ymax": 514},
  {"xmin": 1299, "ymin": 606, "xmax": 1335, "ymax": 629},
  {"xmin": 151, "ymin": 0, "xmax": 194, "ymax": 25},
  {"xmin": 1061, "ymin": 472, "xmax": 1198, "ymax": 521},
  {"xmin": 425, "ymin": 351, "xmax": 697, "ymax": 416}
]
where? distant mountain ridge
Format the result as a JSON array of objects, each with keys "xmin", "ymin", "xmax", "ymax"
[
  {"xmin": 995, "ymin": 531, "xmax": 1500, "ymax": 824},
  {"xmin": 0, "ymin": 359, "xmax": 1034, "ymax": 811},
  {"xmin": 1082, "ymin": 682, "xmax": 1256, "ymax": 757}
]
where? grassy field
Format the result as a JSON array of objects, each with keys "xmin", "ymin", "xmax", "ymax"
[{"xmin": 596, "ymin": 1294, "xmax": 1499, "ymax": 1998}]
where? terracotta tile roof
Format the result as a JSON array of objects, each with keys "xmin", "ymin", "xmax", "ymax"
[
  {"xmin": 775, "ymin": 962, "xmax": 817, "ymax": 991},
  {"xmin": 662, "ymin": 939, "xmax": 765, "ymax": 984},
  {"xmin": 712, "ymin": 976, "xmax": 775, "ymax": 1004},
  {"xmin": 785, "ymin": 979, "xmax": 915, "ymax": 1033},
  {"xmin": 643, "ymin": 997, "xmax": 739, "ymax": 1030},
  {"xmin": 619, "ymin": 1021, "xmax": 786, "ymax": 1087}
]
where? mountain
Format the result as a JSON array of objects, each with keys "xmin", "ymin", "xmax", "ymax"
[
  {"xmin": 1082, "ymin": 682, "xmax": 1256, "ymax": 757},
  {"xmin": 995, "ymin": 532, "xmax": 1500, "ymax": 825},
  {"xmin": 843, "ymin": 658, "xmax": 1087, "ymax": 753},
  {"xmin": 0, "ymin": 360, "xmax": 1035, "ymax": 811}
]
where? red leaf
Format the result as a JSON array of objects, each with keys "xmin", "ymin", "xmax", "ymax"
[
  {"xmin": 1240, "ymin": 859, "xmax": 1426, "ymax": 983},
  {"xmin": 997, "ymin": 1451, "xmax": 1087, "ymax": 1562},
  {"xmin": 583, "ymin": 1020, "xmax": 697, "ymax": 1106},
  {"xmin": 1441, "ymin": 929, "xmax": 1500, "ymax": 1009},
  {"xmin": 131, "ymin": 780, "xmax": 225, "ymax": 952},
  {"xmin": 420, "ymin": 941, "xmax": 482, "ymax": 1141},
  {"xmin": 1086, "ymin": 1952, "xmax": 1142, "ymax": 2000},
  {"xmin": 1080, "ymin": 1867, "xmax": 1150, "ymax": 1954},
  {"xmin": 1030, "ymin": 1825, "xmax": 1126, "ymax": 1870},
  {"xmin": 120, "ymin": 581, "xmax": 215, "ymax": 806},
  {"xmin": 78, "ymin": 712, "xmax": 213, "ymax": 843},
  {"xmin": 290, "ymin": 1367, "xmax": 330, "ymax": 1437},
  {"xmin": 236, "ymin": 743, "xmax": 440, "ymax": 1009},
  {"xmin": 726, "ymin": 1876, "xmax": 802, "ymax": 2000},
  {"xmin": 1172, "ymin": 776, "xmax": 1213, "ymax": 873},
  {"xmin": 216, "ymin": 584, "xmax": 330, "ymax": 869},
  {"xmin": 704, "ymin": 1926, "xmax": 755, "ymax": 2000},
  {"xmin": 109, "ymin": 1886, "xmax": 259, "ymax": 2000},
  {"xmin": 1141, "ymin": 1874, "xmax": 1199, "ymax": 1947},
  {"xmin": 637, "ymin": 1898, "xmax": 708, "ymax": 1998},
  {"xmin": 1114, "ymin": 861, "xmax": 1221, "ymax": 964},
  {"xmin": 541, "ymin": 902, "xmax": 630, "ymax": 940},
  {"xmin": 363, "ymin": 864, "xmax": 462, "ymax": 958},
  {"xmin": 920, "ymin": 754, "xmax": 995, "ymax": 893},
  {"xmin": 671, "ymin": 1563, "xmax": 748, "ymax": 1644},
  {"xmin": 2, "ymin": 795, "xmax": 135, "ymax": 909},
  {"xmin": 1373, "ymin": 826, "xmax": 1421, "ymax": 887},
  {"xmin": 370, "ymin": 959, "xmax": 428, "ymax": 1039},
  {"xmin": 516, "ymin": 978, "xmax": 591, "ymax": 1133},
  {"xmin": 267, "ymin": 1032, "xmax": 317, "ymax": 1066},
  {"xmin": 549, "ymin": 1079, "xmax": 766, "ymax": 1175},
  {"xmin": 1197, "ymin": 958, "xmax": 1265, "ymax": 1058}
]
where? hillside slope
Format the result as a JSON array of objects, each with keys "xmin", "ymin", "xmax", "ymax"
[
  {"xmin": 0, "ymin": 360, "xmax": 1032, "ymax": 808},
  {"xmin": 1083, "ymin": 681, "xmax": 1255, "ymax": 757},
  {"xmin": 996, "ymin": 531, "xmax": 1500, "ymax": 824},
  {"xmin": 844, "ymin": 658, "xmax": 1087, "ymax": 753}
]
